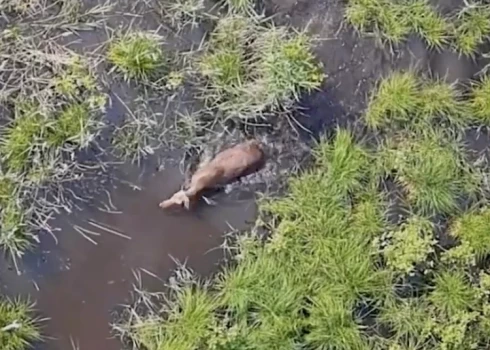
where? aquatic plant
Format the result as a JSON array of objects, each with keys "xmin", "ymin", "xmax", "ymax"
[
  {"xmin": 0, "ymin": 297, "xmax": 41, "ymax": 350},
  {"xmin": 108, "ymin": 32, "xmax": 166, "ymax": 81},
  {"xmin": 382, "ymin": 216, "xmax": 435, "ymax": 274}
]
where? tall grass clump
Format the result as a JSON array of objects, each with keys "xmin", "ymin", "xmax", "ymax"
[
  {"xmin": 249, "ymin": 28, "xmax": 324, "ymax": 112},
  {"xmin": 128, "ymin": 286, "xmax": 218, "ymax": 349},
  {"xmin": 158, "ymin": 0, "xmax": 205, "ymax": 27},
  {"xmin": 0, "ymin": 297, "xmax": 41, "ymax": 350},
  {"xmin": 198, "ymin": 15, "xmax": 254, "ymax": 107},
  {"xmin": 346, "ymin": 0, "xmax": 448, "ymax": 47},
  {"xmin": 405, "ymin": 0, "xmax": 449, "ymax": 49},
  {"xmin": 417, "ymin": 79, "xmax": 467, "ymax": 126},
  {"xmin": 443, "ymin": 208, "xmax": 490, "ymax": 265},
  {"xmin": 381, "ymin": 129, "xmax": 480, "ymax": 215},
  {"xmin": 452, "ymin": 4, "xmax": 490, "ymax": 57},
  {"xmin": 429, "ymin": 270, "xmax": 478, "ymax": 317},
  {"xmin": 365, "ymin": 71, "xmax": 420, "ymax": 129},
  {"xmin": 108, "ymin": 32, "xmax": 166, "ymax": 81},
  {"xmin": 224, "ymin": 0, "xmax": 256, "ymax": 14},
  {"xmin": 0, "ymin": 106, "xmax": 48, "ymax": 173},
  {"xmin": 198, "ymin": 15, "xmax": 323, "ymax": 118},
  {"xmin": 0, "ymin": 201, "xmax": 31, "ymax": 256},
  {"xmin": 379, "ymin": 297, "xmax": 434, "ymax": 342},
  {"xmin": 469, "ymin": 76, "xmax": 490, "ymax": 123}
]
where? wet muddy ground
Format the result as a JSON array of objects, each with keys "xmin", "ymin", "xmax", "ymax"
[{"xmin": 1, "ymin": 0, "xmax": 490, "ymax": 349}]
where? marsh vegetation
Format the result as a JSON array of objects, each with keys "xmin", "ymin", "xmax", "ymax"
[{"xmin": 2, "ymin": 0, "xmax": 490, "ymax": 349}]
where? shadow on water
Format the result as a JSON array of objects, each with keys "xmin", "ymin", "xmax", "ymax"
[{"xmin": 0, "ymin": 154, "xmax": 258, "ymax": 350}]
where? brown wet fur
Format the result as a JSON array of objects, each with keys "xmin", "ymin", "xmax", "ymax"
[{"xmin": 159, "ymin": 140, "xmax": 266, "ymax": 210}]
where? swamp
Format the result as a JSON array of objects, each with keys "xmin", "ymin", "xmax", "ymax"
[{"xmin": 2, "ymin": 0, "xmax": 490, "ymax": 349}]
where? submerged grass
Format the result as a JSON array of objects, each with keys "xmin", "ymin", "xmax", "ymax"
[{"xmin": 0, "ymin": 297, "xmax": 41, "ymax": 350}]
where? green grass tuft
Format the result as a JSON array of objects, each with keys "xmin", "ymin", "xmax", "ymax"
[
  {"xmin": 198, "ymin": 16, "xmax": 323, "ymax": 118},
  {"xmin": 350, "ymin": 190, "xmax": 387, "ymax": 238},
  {"xmin": 252, "ymin": 29, "xmax": 324, "ymax": 110},
  {"xmin": 429, "ymin": 270, "xmax": 479, "ymax": 317},
  {"xmin": 0, "ymin": 297, "xmax": 40, "ymax": 350},
  {"xmin": 417, "ymin": 79, "xmax": 467, "ymax": 126},
  {"xmin": 469, "ymin": 76, "xmax": 490, "ymax": 123},
  {"xmin": 131, "ymin": 286, "xmax": 217, "ymax": 350},
  {"xmin": 381, "ymin": 129, "xmax": 480, "ymax": 215},
  {"xmin": 379, "ymin": 297, "xmax": 434, "ymax": 341},
  {"xmin": 452, "ymin": 4, "xmax": 490, "ymax": 57},
  {"xmin": 159, "ymin": 0, "xmax": 204, "ymax": 27},
  {"xmin": 224, "ymin": 0, "xmax": 255, "ymax": 14},
  {"xmin": 47, "ymin": 103, "xmax": 93, "ymax": 148},
  {"xmin": 314, "ymin": 129, "xmax": 372, "ymax": 195},
  {"xmin": 345, "ymin": 1, "xmax": 377, "ymax": 33},
  {"xmin": 444, "ymin": 208, "xmax": 490, "ymax": 265},
  {"xmin": 365, "ymin": 71, "xmax": 420, "ymax": 129},
  {"xmin": 375, "ymin": 3, "xmax": 411, "ymax": 45},
  {"xmin": 0, "ymin": 106, "xmax": 47, "ymax": 173},
  {"xmin": 406, "ymin": 0, "xmax": 449, "ymax": 49},
  {"xmin": 199, "ymin": 50, "xmax": 246, "ymax": 94},
  {"xmin": 108, "ymin": 32, "xmax": 165, "ymax": 81},
  {"xmin": 305, "ymin": 293, "xmax": 368, "ymax": 350},
  {"xmin": 0, "ymin": 201, "xmax": 31, "ymax": 256}
]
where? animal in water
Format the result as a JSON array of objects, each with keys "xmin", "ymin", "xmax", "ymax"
[{"xmin": 159, "ymin": 139, "xmax": 265, "ymax": 210}]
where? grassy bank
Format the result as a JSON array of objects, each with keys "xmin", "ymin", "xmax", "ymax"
[
  {"xmin": 116, "ymin": 59, "xmax": 490, "ymax": 348},
  {"xmin": 0, "ymin": 297, "xmax": 41, "ymax": 350}
]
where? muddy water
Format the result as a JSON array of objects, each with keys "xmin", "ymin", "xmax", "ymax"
[{"xmin": 0, "ymin": 157, "xmax": 257, "ymax": 350}]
